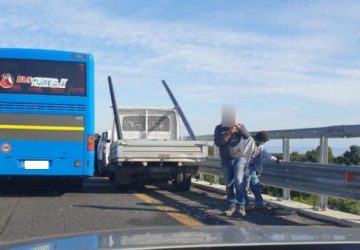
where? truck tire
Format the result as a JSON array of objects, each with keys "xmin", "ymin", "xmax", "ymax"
[
  {"xmin": 182, "ymin": 175, "xmax": 192, "ymax": 191},
  {"xmin": 114, "ymin": 183, "xmax": 129, "ymax": 191},
  {"xmin": 113, "ymin": 171, "xmax": 132, "ymax": 191},
  {"xmin": 172, "ymin": 173, "xmax": 191, "ymax": 192},
  {"xmin": 113, "ymin": 175, "xmax": 128, "ymax": 190},
  {"xmin": 132, "ymin": 181, "xmax": 145, "ymax": 190},
  {"xmin": 109, "ymin": 172, "xmax": 115, "ymax": 182}
]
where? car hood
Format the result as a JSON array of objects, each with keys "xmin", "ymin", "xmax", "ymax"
[{"xmin": 1, "ymin": 225, "xmax": 360, "ymax": 250}]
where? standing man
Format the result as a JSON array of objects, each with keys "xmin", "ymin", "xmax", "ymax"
[{"xmin": 214, "ymin": 106, "xmax": 250, "ymax": 217}]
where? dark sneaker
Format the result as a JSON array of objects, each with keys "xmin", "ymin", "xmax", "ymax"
[
  {"xmin": 224, "ymin": 206, "xmax": 236, "ymax": 216},
  {"xmin": 245, "ymin": 203, "xmax": 253, "ymax": 210},
  {"xmin": 255, "ymin": 202, "xmax": 270, "ymax": 210},
  {"xmin": 254, "ymin": 204, "xmax": 265, "ymax": 210},
  {"xmin": 238, "ymin": 205, "xmax": 246, "ymax": 217}
]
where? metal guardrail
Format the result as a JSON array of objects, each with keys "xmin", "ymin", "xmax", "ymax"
[
  {"xmin": 263, "ymin": 125, "xmax": 360, "ymax": 139},
  {"xmin": 199, "ymin": 157, "xmax": 360, "ymax": 209},
  {"xmin": 194, "ymin": 124, "xmax": 360, "ymax": 141},
  {"xmin": 192, "ymin": 124, "xmax": 360, "ymax": 210}
]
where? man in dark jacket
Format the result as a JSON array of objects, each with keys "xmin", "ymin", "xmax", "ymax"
[{"xmin": 214, "ymin": 107, "xmax": 250, "ymax": 217}]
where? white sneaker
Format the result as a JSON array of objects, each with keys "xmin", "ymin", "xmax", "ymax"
[
  {"xmin": 238, "ymin": 205, "xmax": 246, "ymax": 217},
  {"xmin": 224, "ymin": 206, "xmax": 236, "ymax": 216}
]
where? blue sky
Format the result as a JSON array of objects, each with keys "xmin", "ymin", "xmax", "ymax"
[{"xmin": 0, "ymin": 0, "xmax": 359, "ymax": 151}]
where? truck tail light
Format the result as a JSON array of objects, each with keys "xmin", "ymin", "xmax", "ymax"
[{"xmin": 87, "ymin": 135, "xmax": 94, "ymax": 151}]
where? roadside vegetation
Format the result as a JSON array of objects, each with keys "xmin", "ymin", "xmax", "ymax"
[{"xmin": 281, "ymin": 145, "xmax": 360, "ymax": 215}]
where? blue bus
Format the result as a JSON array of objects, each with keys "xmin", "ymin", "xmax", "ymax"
[{"xmin": 0, "ymin": 49, "xmax": 95, "ymax": 185}]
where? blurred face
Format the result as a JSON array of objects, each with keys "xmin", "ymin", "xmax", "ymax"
[{"xmin": 221, "ymin": 106, "xmax": 236, "ymax": 128}]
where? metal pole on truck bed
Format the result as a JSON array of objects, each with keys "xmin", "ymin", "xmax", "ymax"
[
  {"xmin": 108, "ymin": 76, "xmax": 123, "ymax": 140},
  {"xmin": 162, "ymin": 80, "xmax": 197, "ymax": 140}
]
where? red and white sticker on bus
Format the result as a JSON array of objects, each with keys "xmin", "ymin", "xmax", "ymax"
[
  {"xmin": 0, "ymin": 73, "xmax": 68, "ymax": 89},
  {"xmin": 1, "ymin": 143, "xmax": 11, "ymax": 153},
  {"xmin": 0, "ymin": 73, "xmax": 15, "ymax": 89}
]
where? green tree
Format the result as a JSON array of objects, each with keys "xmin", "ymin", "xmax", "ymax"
[
  {"xmin": 305, "ymin": 149, "xmax": 319, "ymax": 162},
  {"xmin": 335, "ymin": 145, "xmax": 360, "ymax": 165},
  {"xmin": 335, "ymin": 156, "xmax": 346, "ymax": 164},
  {"xmin": 290, "ymin": 151, "xmax": 307, "ymax": 161},
  {"xmin": 304, "ymin": 146, "xmax": 335, "ymax": 163},
  {"xmin": 208, "ymin": 145, "xmax": 214, "ymax": 156},
  {"xmin": 328, "ymin": 147, "xmax": 336, "ymax": 163}
]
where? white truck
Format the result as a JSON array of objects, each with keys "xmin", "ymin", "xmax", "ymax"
[
  {"xmin": 108, "ymin": 107, "xmax": 208, "ymax": 191},
  {"xmin": 107, "ymin": 78, "xmax": 208, "ymax": 191}
]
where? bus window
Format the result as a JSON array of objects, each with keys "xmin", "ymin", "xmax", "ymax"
[{"xmin": 0, "ymin": 59, "xmax": 86, "ymax": 96}]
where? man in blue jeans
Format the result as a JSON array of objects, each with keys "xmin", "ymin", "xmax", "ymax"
[{"xmin": 214, "ymin": 106, "xmax": 250, "ymax": 217}]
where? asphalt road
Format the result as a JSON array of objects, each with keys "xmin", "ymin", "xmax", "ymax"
[{"xmin": 0, "ymin": 177, "xmax": 342, "ymax": 242}]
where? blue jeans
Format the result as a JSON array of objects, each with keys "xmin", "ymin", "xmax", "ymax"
[
  {"xmin": 241, "ymin": 163, "xmax": 263, "ymax": 206},
  {"xmin": 221, "ymin": 158, "xmax": 246, "ymax": 208}
]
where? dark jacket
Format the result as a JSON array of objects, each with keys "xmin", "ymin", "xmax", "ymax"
[{"xmin": 214, "ymin": 124, "xmax": 250, "ymax": 160}]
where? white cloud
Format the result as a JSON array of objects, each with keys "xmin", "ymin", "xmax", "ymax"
[{"xmin": 0, "ymin": 0, "xmax": 359, "ymax": 132}]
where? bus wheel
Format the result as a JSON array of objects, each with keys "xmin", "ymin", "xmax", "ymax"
[{"xmin": 69, "ymin": 178, "xmax": 83, "ymax": 190}]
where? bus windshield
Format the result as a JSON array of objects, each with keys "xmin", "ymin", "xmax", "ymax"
[{"xmin": 0, "ymin": 58, "xmax": 86, "ymax": 96}]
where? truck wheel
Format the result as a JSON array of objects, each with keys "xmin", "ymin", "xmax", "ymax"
[
  {"xmin": 113, "ymin": 172, "xmax": 131, "ymax": 191},
  {"xmin": 109, "ymin": 172, "xmax": 115, "ymax": 182},
  {"xmin": 182, "ymin": 175, "xmax": 192, "ymax": 191},
  {"xmin": 132, "ymin": 182, "xmax": 145, "ymax": 191},
  {"xmin": 113, "ymin": 176, "xmax": 128, "ymax": 190},
  {"xmin": 114, "ymin": 183, "xmax": 129, "ymax": 191},
  {"xmin": 173, "ymin": 173, "xmax": 191, "ymax": 192}
]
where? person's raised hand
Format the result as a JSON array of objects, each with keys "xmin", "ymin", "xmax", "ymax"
[
  {"xmin": 276, "ymin": 159, "xmax": 283, "ymax": 165},
  {"xmin": 228, "ymin": 126, "xmax": 237, "ymax": 134},
  {"xmin": 235, "ymin": 123, "xmax": 242, "ymax": 131}
]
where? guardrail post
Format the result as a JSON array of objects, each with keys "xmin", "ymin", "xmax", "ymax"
[
  {"xmin": 214, "ymin": 146, "xmax": 219, "ymax": 157},
  {"xmin": 319, "ymin": 136, "xmax": 329, "ymax": 164},
  {"xmin": 282, "ymin": 137, "xmax": 290, "ymax": 161},
  {"xmin": 282, "ymin": 189, "xmax": 291, "ymax": 200},
  {"xmin": 214, "ymin": 175, "xmax": 219, "ymax": 185},
  {"xmin": 319, "ymin": 195, "xmax": 328, "ymax": 211},
  {"xmin": 199, "ymin": 172, "xmax": 204, "ymax": 182},
  {"xmin": 319, "ymin": 136, "xmax": 329, "ymax": 210},
  {"xmin": 282, "ymin": 137, "xmax": 291, "ymax": 200}
]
